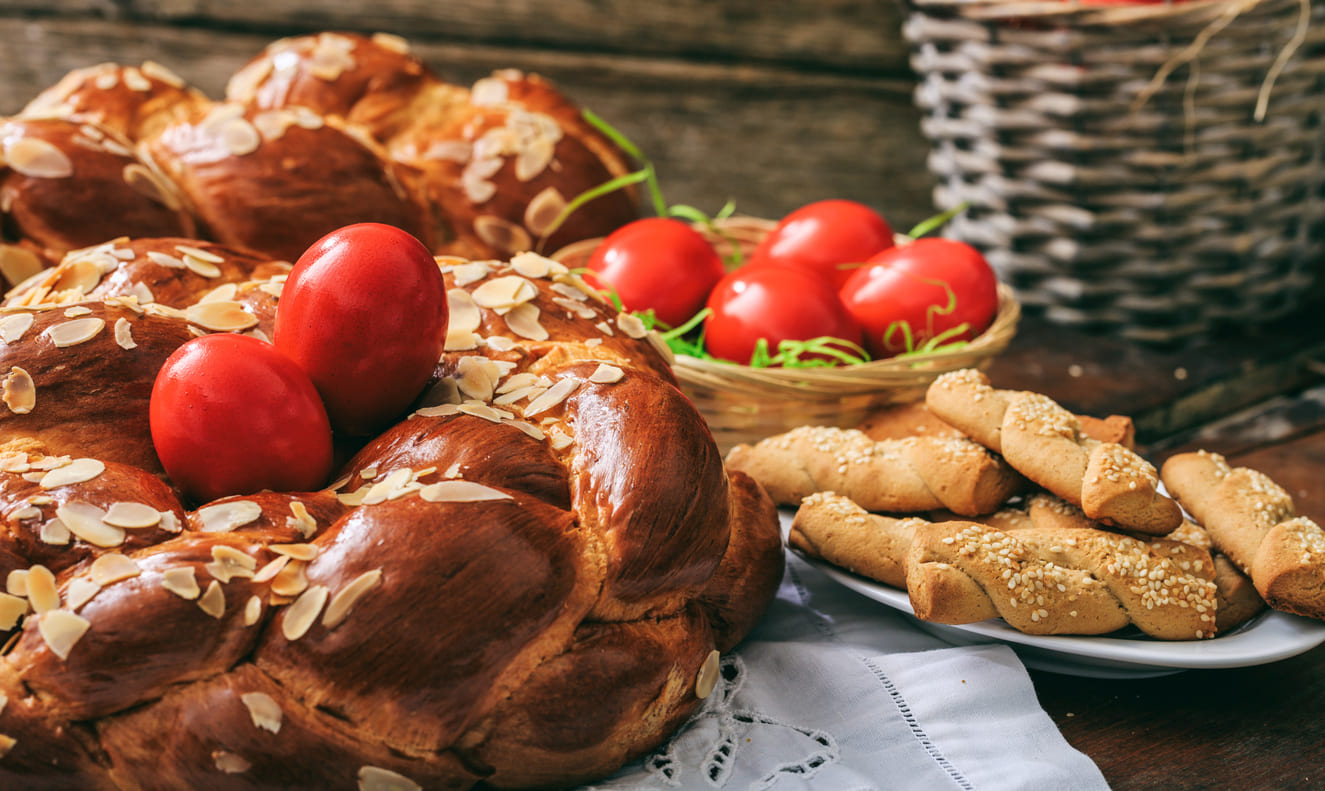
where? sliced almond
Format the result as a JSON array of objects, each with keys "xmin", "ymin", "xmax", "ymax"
[
  {"xmin": 200, "ymin": 283, "xmax": 239, "ymax": 303},
  {"xmin": 183, "ymin": 254, "xmax": 222, "ymax": 278},
  {"xmin": 122, "ymin": 162, "xmax": 181, "ymax": 209},
  {"xmin": 286, "ymin": 501, "xmax": 318, "ymax": 539},
  {"xmin": 270, "ymin": 544, "xmax": 318, "ymax": 562},
  {"xmin": 65, "ymin": 577, "xmax": 101, "ymax": 611},
  {"xmin": 2, "ymin": 366, "xmax": 35, "ymax": 414},
  {"xmin": 588, "ymin": 363, "xmax": 625, "ymax": 384},
  {"xmin": 0, "ymin": 313, "xmax": 35, "ymax": 344},
  {"xmin": 221, "ymin": 117, "xmax": 261, "ymax": 157},
  {"xmin": 0, "ymin": 247, "xmax": 45, "ymax": 291},
  {"xmin": 113, "ymin": 317, "xmax": 136, "ymax": 350},
  {"xmin": 473, "ymin": 216, "xmax": 532, "ymax": 255},
  {"xmin": 197, "ymin": 580, "xmax": 226, "ymax": 618},
  {"xmin": 25, "ymin": 565, "xmax": 59, "ymax": 613},
  {"xmin": 514, "ymin": 136, "xmax": 555, "ymax": 182},
  {"xmin": 504, "ymin": 303, "xmax": 548, "ymax": 341},
  {"xmin": 419, "ymin": 481, "xmax": 512, "ymax": 503},
  {"xmin": 240, "ymin": 691, "xmax": 283, "ymax": 733},
  {"xmin": 43, "ymin": 318, "xmax": 105, "ymax": 348},
  {"xmin": 103, "ymin": 501, "xmax": 161, "ymax": 529},
  {"xmin": 449, "ymin": 261, "xmax": 491, "ymax": 287},
  {"xmin": 447, "ymin": 288, "xmax": 481, "ymax": 332},
  {"xmin": 471, "ymin": 275, "xmax": 538, "ymax": 311},
  {"xmin": 243, "ymin": 595, "xmax": 263, "ymax": 626},
  {"xmin": 6, "ymin": 569, "xmax": 28, "ymax": 597},
  {"xmin": 616, "ymin": 312, "xmax": 648, "ymax": 339},
  {"xmin": 196, "ymin": 500, "xmax": 262, "ymax": 533},
  {"xmin": 56, "ymin": 502, "xmax": 124, "ymax": 547},
  {"xmin": 162, "ymin": 567, "xmax": 201, "ymax": 600},
  {"xmin": 39, "ymin": 518, "xmax": 71, "ymax": 546},
  {"xmin": 358, "ymin": 766, "xmax": 422, "ymax": 791},
  {"xmin": 503, "ymin": 419, "xmax": 545, "ymax": 441},
  {"xmin": 0, "ymin": 593, "xmax": 27, "ymax": 630},
  {"xmin": 213, "ymin": 751, "xmax": 250, "ymax": 775},
  {"xmin": 269, "ymin": 559, "xmax": 308, "ymax": 598},
  {"xmin": 523, "ymin": 188, "xmax": 567, "ymax": 238},
  {"xmin": 253, "ymin": 555, "xmax": 290, "ymax": 584},
  {"xmin": 39, "ymin": 458, "xmax": 105, "ymax": 489},
  {"xmin": 322, "ymin": 569, "xmax": 382, "ymax": 629},
  {"xmin": 6, "ymin": 138, "xmax": 74, "ymax": 179},
  {"xmin": 89, "ymin": 553, "xmax": 141, "ymax": 586},
  {"xmin": 186, "ymin": 301, "xmax": 258, "ymax": 332},
  {"xmin": 282, "ymin": 584, "xmax": 328, "ymax": 640},
  {"xmin": 147, "ymin": 251, "xmax": 185, "ymax": 269},
  {"xmin": 206, "ymin": 545, "xmax": 259, "ymax": 583},
  {"xmin": 38, "ymin": 610, "xmax": 90, "ymax": 660},
  {"xmin": 176, "ymin": 244, "xmax": 224, "ymax": 264},
  {"xmin": 696, "ymin": 649, "xmax": 721, "ymax": 699},
  {"xmin": 524, "ymin": 377, "xmax": 579, "ymax": 417}
]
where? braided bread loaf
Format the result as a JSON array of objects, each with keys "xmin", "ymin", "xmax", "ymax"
[
  {"xmin": 1, "ymin": 31, "xmax": 637, "ymax": 287},
  {"xmin": 0, "ymin": 240, "xmax": 784, "ymax": 789}
]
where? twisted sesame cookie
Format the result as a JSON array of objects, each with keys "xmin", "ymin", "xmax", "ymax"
[
  {"xmin": 792, "ymin": 490, "xmax": 1221, "ymax": 639},
  {"xmin": 1162, "ymin": 516, "xmax": 1266, "ymax": 632},
  {"xmin": 725, "ymin": 425, "xmax": 1025, "ymax": 517},
  {"xmin": 1161, "ymin": 450, "xmax": 1325, "ymax": 622},
  {"xmin": 788, "ymin": 491, "xmax": 924, "ymax": 589},
  {"xmin": 926, "ymin": 369, "xmax": 1182, "ymax": 535},
  {"xmin": 858, "ymin": 400, "xmax": 1136, "ymax": 449}
]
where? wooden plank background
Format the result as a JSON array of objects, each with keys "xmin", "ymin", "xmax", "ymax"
[{"xmin": 0, "ymin": 1, "xmax": 939, "ymax": 229}]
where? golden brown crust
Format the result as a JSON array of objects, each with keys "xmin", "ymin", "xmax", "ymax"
[
  {"xmin": 1161, "ymin": 451, "xmax": 1325, "ymax": 621},
  {"xmin": 0, "ymin": 301, "xmax": 196, "ymax": 473},
  {"xmin": 4, "ymin": 237, "xmax": 288, "ymax": 312},
  {"xmin": 21, "ymin": 61, "xmax": 211, "ymax": 143},
  {"xmin": 143, "ymin": 103, "xmax": 434, "ymax": 263},
  {"xmin": 225, "ymin": 32, "xmax": 439, "ymax": 143},
  {"xmin": 0, "ymin": 117, "xmax": 196, "ymax": 272},
  {"xmin": 0, "ymin": 244, "xmax": 779, "ymax": 789},
  {"xmin": 726, "ymin": 424, "xmax": 1025, "ymax": 517},
  {"xmin": 3, "ymin": 35, "xmax": 639, "ymax": 291},
  {"xmin": 699, "ymin": 469, "xmax": 785, "ymax": 652},
  {"xmin": 926, "ymin": 369, "xmax": 1181, "ymax": 534}
]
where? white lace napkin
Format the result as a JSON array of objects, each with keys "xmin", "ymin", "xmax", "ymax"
[{"xmin": 591, "ymin": 546, "xmax": 1109, "ymax": 790}]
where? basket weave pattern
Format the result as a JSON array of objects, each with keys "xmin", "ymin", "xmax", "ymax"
[
  {"xmin": 904, "ymin": 0, "xmax": 1325, "ymax": 343},
  {"xmin": 553, "ymin": 217, "xmax": 1020, "ymax": 453}
]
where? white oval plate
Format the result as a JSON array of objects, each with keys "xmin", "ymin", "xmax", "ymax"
[{"xmin": 799, "ymin": 552, "xmax": 1325, "ymax": 679}]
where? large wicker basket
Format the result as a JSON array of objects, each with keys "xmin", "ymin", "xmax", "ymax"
[
  {"xmin": 553, "ymin": 216, "xmax": 1020, "ymax": 453},
  {"xmin": 904, "ymin": 0, "xmax": 1325, "ymax": 344}
]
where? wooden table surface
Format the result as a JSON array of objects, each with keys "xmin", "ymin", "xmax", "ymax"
[{"xmin": 984, "ymin": 303, "xmax": 1325, "ymax": 791}]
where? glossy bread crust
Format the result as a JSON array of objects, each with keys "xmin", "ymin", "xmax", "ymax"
[
  {"xmin": 2, "ymin": 31, "xmax": 639, "ymax": 286},
  {"xmin": 0, "ymin": 244, "xmax": 784, "ymax": 789}
]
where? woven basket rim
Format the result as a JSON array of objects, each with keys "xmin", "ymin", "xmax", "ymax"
[
  {"xmin": 551, "ymin": 215, "xmax": 1021, "ymax": 401},
  {"xmin": 672, "ymin": 282, "xmax": 1020, "ymax": 400},
  {"xmin": 909, "ymin": 0, "xmax": 1295, "ymax": 24}
]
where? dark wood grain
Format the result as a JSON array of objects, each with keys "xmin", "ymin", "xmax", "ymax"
[
  {"xmin": 986, "ymin": 306, "xmax": 1325, "ymax": 446},
  {"xmin": 1035, "ymin": 643, "xmax": 1325, "ymax": 791},
  {"xmin": 2, "ymin": 0, "xmax": 909, "ymax": 72}
]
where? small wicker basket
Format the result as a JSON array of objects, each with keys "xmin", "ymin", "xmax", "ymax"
[
  {"xmin": 903, "ymin": 0, "xmax": 1325, "ymax": 344},
  {"xmin": 552, "ymin": 216, "xmax": 1020, "ymax": 454}
]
